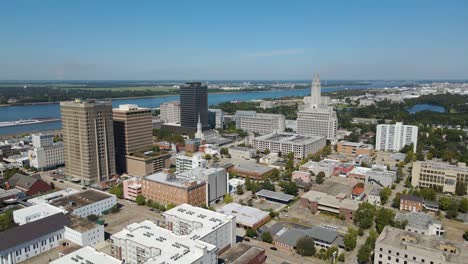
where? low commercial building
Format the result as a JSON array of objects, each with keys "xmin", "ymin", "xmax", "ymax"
[
  {"xmin": 252, "ymin": 132, "xmax": 325, "ymax": 159},
  {"xmin": 337, "ymin": 141, "xmax": 374, "ymax": 156},
  {"xmin": 13, "ymin": 203, "xmax": 65, "ymax": 225},
  {"xmin": 217, "ymin": 203, "xmax": 270, "ymax": 230},
  {"xmin": 347, "ymin": 166, "xmax": 372, "ymax": 181},
  {"xmin": 51, "ymin": 246, "xmax": 121, "ymax": 264},
  {"xmin": 259, "ymin": 153, "xmax": 279, "ymax": 165},
  {"xmin": 185, "ymin": 138, "xmax": 202, "ymax": 153},
  {"xmin": 300, "ymin": 190, "xmax": 360, "ymax": 221},
  {"xmin": 229, "ymin": 146, "xmax": 256, "ymax": 160},
  {"xmin": 27, "ymin": 188, "xmax": 79, "ymax": 205},
  {"xmin": 227, "ymin": 162, "xmax": 275, "ymax": 180},
  {"xmin": 399, "ymin": 195, "xmax": 424, "ymax": 213},
  {"xmin": 274, "ymin": 226, "xmax": 344, "ymax": 250},
  {"xmin": 292, "ymin": 171, "xmax": 312, "ymax": 184},
  {"xmin": 0, "ymin": 213, "xmax": 105, "ymax": 264},
  {"xmin": 299, "ymin": 159, "xmax": 340, "ymax": 177},
  {"xmin": 111, "ymin": 204, "xmax": 236, "ymax": 264},
  {"xmin": 374, "ymin": 226, "xmax": 467, "ymax": 264},
  {"xmin": 122, "ymin": 178, "xmax": 142, "ymax": 201},
  {"xmin": 235, "ymin": 111, "xmax": 285, "ymax": 135},
  {"xmin": 218, "ymin": 243, "xmax": 266, "ymax": 264},
  {"xmin": 367, "ymin": 188, "xmax": 381, "ymax": 205},
  {"xmin": 334, "ymin": 163, "xmax": 355, "ymax": 176},
  {"xmin": 394, "ymin": 212, "xmax": 445, "ymax": 237},
  {"xmin": 178, "ymin": 167, "xmax": 228, "ymax": 204},
  {"xmin": 364, "ymin": 165, "xmax": 397, "ymax": 188},
  {"xmin": 0, "ymin": 213, "xmax": 70, "ymax": 264},
  {"xmin": 0, "ymin": 188, "xmax": 23, "ymax": 203},
  {"xmin": 255, "ymin": 189, "xmax": 295, "ymax": 204},
  {"xmin": 412, "ymin": 161, "xmax": 468, "ymax": 194},
  {"xmin": 125, "ymin": 151, "xmax": 171, "ymax": 177},
  {"xmin": 142, "ymin": 169, "xmax": 207, "ymax": 207},
  {"xmin": 7, "ymin": 173, "xmax": 51, "ymax": 196},
  {"xmin": 51, "ymin": 189, "xmax": 117, "ymax": 217}
]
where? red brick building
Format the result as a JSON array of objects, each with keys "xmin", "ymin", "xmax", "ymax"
[{"xmin": 399, "ymin": 195, "xmax": 424, "ymax": 212}]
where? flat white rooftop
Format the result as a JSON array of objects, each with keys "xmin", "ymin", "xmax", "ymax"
[
  {"xmin": 163, "ymin": 203, "xmax": 235, "ymax": 237},
  {"xmin": 50, "ymin": 246, "xmax": 121, "ymax": 264},
  {"xmin": 13, "ymin": 203, "xmax": 65, "ymax": 225},
  {"xmin": 217, "ymin": 203, "xmax": 269, "ymax": 228},
  {"xmin": 112, "ymin": 220, "xmax": 216, "ymax": 264},
  {"xmin": 28, "ymin": 188, "xmax": 79, "ymax": 205}
]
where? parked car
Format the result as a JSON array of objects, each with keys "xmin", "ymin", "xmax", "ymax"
[{"xmin": 270, "ymin": 247, "xmax": 277, "ymax": 251}]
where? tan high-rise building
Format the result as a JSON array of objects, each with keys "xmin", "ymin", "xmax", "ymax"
[
  {"xmin": 60, "ymin": 99, "xmax": 116, "ymax": 185},
  {"xmin": 113, "ymin": 104, "xmax": 153, "ymax": 174}
]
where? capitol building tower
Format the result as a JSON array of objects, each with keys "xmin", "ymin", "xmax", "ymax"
[{"xmin": 297, "ymin": 73, "xmax": 338, "ymax": 140}]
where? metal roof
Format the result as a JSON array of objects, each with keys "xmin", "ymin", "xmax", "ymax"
[
  {"xmin": 255, "ymin": 189, "xmax": 295, "ymax": 202},
  {"xmin": 0, "ymin": 213, "xmax": 70, "ymax": 251}
]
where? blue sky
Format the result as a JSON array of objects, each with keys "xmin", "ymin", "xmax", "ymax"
[{"xmin": 1, "ymin": 0, "xmax": 467, "ymax": 80}]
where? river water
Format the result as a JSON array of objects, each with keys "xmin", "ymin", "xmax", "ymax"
[{"xmin": 0, "ymin": 81, "xmax": 406, "ymax": 135}]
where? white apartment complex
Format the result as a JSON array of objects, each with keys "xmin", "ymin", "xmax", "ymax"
[
  {"xmin": 374, "ymin": 226, "xmax": 466, "ymax": 264},
  {"xmin": 235, "ymin": 111, "xmax": 285, "ymax": 135},
  {"xmin": 51, "ymin": 246, "xmax": 121, "ymax": 264},
  {"xmin": 160, "ymin": 101, "xmax": 181, "ymax": 124},
  {"xmin": 394, "ymin": 212, "xmax": 445, "ymax": 237},
  {"xmin": 376, "ymin": 122, "xmax": 418, "ymax": 152},
  {"xmin": 412, "ymin": 161, "xmax": 467, "ymax": 194},
  {"xmin": 110, "ymin": 204, "xmax": 235, "ymax": 264},
  {"xmin": 252, "ymin": 132, "xmax": 325, "ymax": 159},
  {"xmin": 28, "ymin": 133, "xmax": 64, "ymax": 170}
]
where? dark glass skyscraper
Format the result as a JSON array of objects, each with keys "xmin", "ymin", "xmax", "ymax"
[{"xmin": 180, "ymin": 82, "xmax": 210, "ymax": 130}]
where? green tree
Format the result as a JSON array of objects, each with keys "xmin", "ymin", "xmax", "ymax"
[
  {"xmin": 166, "ymin": 203, "xmax": 176, "ymax": 210},
  {"xmin": 223, "ymin": 193, "xmax": 234, "ymax": 204},
  {"xmin": 204, "ymin": 154, "xmax": 212, "ymax": 160},
  {"xmin": 280, "ymin": 181, "xmax": 298, "ymax": 196},
  {"xmin": 264, "ymin": 149, "xmax": 270, "ymax": 155},
  {"xmin": 135, "ymin": 195, "xmax": 146, "ymax": 206},
  {"xmin": 316, "ymin": 171, "xmax": 325, "ymax": 184},
  {"xmin": 246, "ymin": 228, "xmax": 257, "ymax": 238},
  {"xmin": 109, "ymin": 184, "xmax": 123, "ymax": 199},
  {"xmin": 0, "ymin": 209, "xmax": 17, "ymax": 232},
  {"xmin": 464, "ymin": 231, "xmax": 468, "ymax": 241},
  {"xmin": 338, "ymin": 252, "xmax": 345, "ymax": 262},
  {"xmin": 446, "ymin": 200, "xmax": 459, "ymax": 219},
  {"xmin": 354, "ymin": 203, "xmax": 376, "ymax": 229},
  {"xmin": 261, "ymin": 181, "xmax": 275, "ymax": 191},
  {"xmin": 236, "ymin": 185, "xmax": 244, "ymax": 195},
  {"xmin": 295, "ymin": 237, "xmax": 316, "ymax": 256},
  {"xmin": 459, "ymin": 198, "xmax": 468, "ymax": 213},
  {"xmin": 87, "ymin": 214, "xmax": 98, "ymax": 222},
  {"xmin": 420, "ymin": 188, "xmax": 437, "ymax": 201},
  {"xmin": 220, "ymin": 148, "xmax": 229, "ymax": 155},
  {"xmin": 375, "ymin": 208, "xmax": 395, "ymax": 233},
  {"xmin": 262, "ymin": 231, "xmax": 273, "ymax": 243},
  {"xmin": 343, "ymin": 228, "xmax": 358, "ymax": 251},
  {"xmin": 438, "ymin": 196, "xmax": 452, "ymax": 210},
  {"xmin": 379, "ymin": 187, "xmax": 392, "ymax": 205}
]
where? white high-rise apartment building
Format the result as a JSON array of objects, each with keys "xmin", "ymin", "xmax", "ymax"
[
  {"xmin": 235, "ymin": 111, "xmax": 285, "ymax": 135},
  {"xmin": 297, "ymin": 73, "xmax": 338, "ymax": 140},
  {"xmin": 160, "ymin": 101, "xmax": 180, "ymax": 124},
  {"xmin": 110, "ymin": 204, "xmax": 235, "ymax": 264},
  {"xmin": 28, "ymin": 133, "xmax": 64, "ymax": 170},
  {"xmin": 376, "ymin": 122, "xmax": 418, "ymax": 152}
]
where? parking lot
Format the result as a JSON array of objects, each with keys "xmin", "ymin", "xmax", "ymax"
[{"xmin": 101, "ymin": 199, "xmax": 164, "ymax": 234}]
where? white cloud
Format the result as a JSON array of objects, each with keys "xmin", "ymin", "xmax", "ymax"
[{"xmin": 243, "ymin": 48, "xmax": 305, "ymax": 58}]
